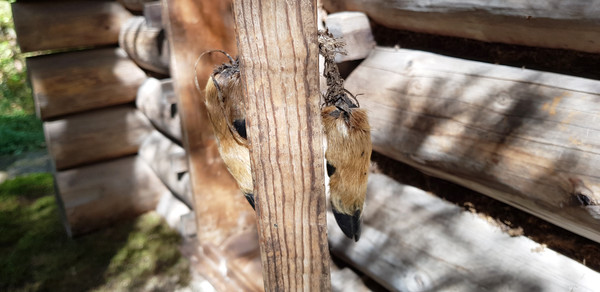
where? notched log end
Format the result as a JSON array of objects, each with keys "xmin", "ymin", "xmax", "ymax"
[{"xmin": 568, "ymin": 178, "xmax": 600, "ymax": 219}]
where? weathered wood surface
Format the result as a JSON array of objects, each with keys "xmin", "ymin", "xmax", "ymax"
[
  {"xmin": 181, "ymin": 228, "xmax": 370, "ymax": 292},
  {"xmin": 119, "ymin": 16, "xmax": 170, "ymax": 75},
  {"xmin": 155, "ymin": 189, "xmax": 192, "ymax": 233},
  {"xmin": 136, "ymin": 78, "xmax": 182, "ymax": 141},
  {"xmin": 325, "ymin": 12, "xmax": 375, "ymax": 63},
  {"xmin": 345, "ymin": 47, "xmax": 600, "ymax": 243},
  {"xmin": 27, "ymin": 48, "xmax": 147, "ymax": 120},
  {"xmin": 233, "ymin": 0, "xmax": 331, "ymax": 290},
  {"xmin": 328, "ymin": 174, "xmax": 600, "ymax": 291},
  {"xmin": 323, "ymin": 0, "xmax": 600, "ymax": 54},
  {"xmin": 44, "ymin": 105, "xmax": 153, "ymax": 170},
  {"xmin": 55, "ymin": 155, "xmax": 168, "ymax": 236},
  {"xmin": 139, "ymin": 130, "xmax": 192, "ymax": 206},
  {"xmin": 12, "ymin": 1, "xmax": 132, "ymax": 53},
  {"xmin": 162, "ymin": 0, "xmax": 256, "ymax": 245}
]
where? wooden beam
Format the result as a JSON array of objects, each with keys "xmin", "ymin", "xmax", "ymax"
[
  {"xmin": 323, "ymin": 0, "xmax": 600, "ymax": 54},
  {"xmin": 55, "ymin": 155, "xmax": 167, "ymax": 236},
  {"xmin": 345, "ymin": 47, "xmax": 600, "ymax": 243},
  {"xmin": 119, "ymin": 16, "xmax": 170, "ymax": 75},
  {"xmin": 329, "ymin": 173, "xmax": 600, "ymax": 291},
  {"xmin": 44, "ymin": 105, "xmax": 153, "ymax": 170},
  {"xmin": 12, "ymin": 1, "xmax": 132, "ymax": 53},
  {"xmin": 162, "ymin": 0, "xmax": 256, "ymax": 245},
  {"xmin": 136, "ymin": 78, "xmax": 182, "ymax": 141},
  {"xmin": 232, "ymin": 0, "xmax": 331, "ymax": 290},
  {"xmin": 27, "ymin": 48, "xmax": 147, "ymax": 120},
  {"xmin": 139, "ymin": 130, "xmax": 192, "ymax": 206}
]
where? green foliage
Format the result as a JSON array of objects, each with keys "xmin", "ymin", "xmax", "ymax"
[
  {"xmin": 1, "ymin": 2, "xmax": 33, "ymax": 116},
  {"xmin": 0, "ymin": 173, "xmax": 190, "ymax": 292},
  {"xmin": 0, "ymin": 114, "xmax": 45, "ymax": 155}
]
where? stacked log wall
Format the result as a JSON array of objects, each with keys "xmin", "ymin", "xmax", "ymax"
[{"xmin": 12, "ymin": 0, "xmax": 175, "ymax": 236}]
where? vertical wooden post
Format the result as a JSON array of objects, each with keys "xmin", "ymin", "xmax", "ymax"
[{"xmin": 232, "ymin": 0, "xmax": 332, "ymax": 290}]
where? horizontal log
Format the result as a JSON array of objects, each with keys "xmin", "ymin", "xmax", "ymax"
[
  {"xmin": 44, "ymin": 105, "xmax": 153, "ymax": 170},
  {"xmin": 139, "ymin": 130, "xmax": 192, "ymax": 206},
  {"xmin": 324, "ymin": 12, "xmax": 375, "ymax": 63},
  {"xmin": 12, "ymin": 1, "xmax": 132, "ymax": 53},
  {"xmin": 329, "ymin": 174, "xmax": 600, "ymax": 291},
  {"xmin": 346, "ymin": 47, "xmax": 600, "ymax": 242},
  {"xmin": 323, "ymin": 0, "xmax": 600, "ymax": 54},
  {"xmin": 27, "ymin": 48, "xmax": 147, "ymax": 120},
  {"xmin": 136, "ymin": 78, "xmax": 182, "ymax": 141},
  {"xmin": 55, "ymin": 155, "xmax": 168, "ymax": 236},
  {"xmin": 155, "ymin": 189, "xmax": 192, "ymax": 233},
  {"xmin": 119, "ymin": 16, "xmax": 170, "ymax": 75}
]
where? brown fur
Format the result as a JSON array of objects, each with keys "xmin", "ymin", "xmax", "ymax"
[
  {"xmin": 204, "ymin": 68, "xmax": 253, "ymax": 195},
  {"xmin": 322, "ymin": 106, "xmax": 372, "ymax": 216}
]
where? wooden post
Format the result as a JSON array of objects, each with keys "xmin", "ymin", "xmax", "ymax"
[{"xmin": 232, "ymin": 0, "xmax": 331, "ymax": 290}]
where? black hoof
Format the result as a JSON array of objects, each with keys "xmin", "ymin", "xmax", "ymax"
[
  {"xmin": 332, "ymin": 207, "xmax": 361, "ymax": 242},
  {"xmin": 244, "ymin": 193, "xmax": 255, "ymax": 210}
]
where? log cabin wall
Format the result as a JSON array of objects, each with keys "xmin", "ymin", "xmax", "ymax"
[
  {"xmin": 12, "ymin": 0, "xmax": 600, "ymax": 290},
  {"xmin": 12, "ymin": 0, "xmax": 190, "ymax": 237}
]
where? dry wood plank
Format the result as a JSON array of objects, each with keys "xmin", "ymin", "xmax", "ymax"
[
  {"xmin": 233, "ymin": 0, "xmax": 331, "ymax": 290},
  {"xmin": 345, "ymin": 47, "xmax": 600, "ymax": 243},
  {"xmin": 27, "ymin": 48, "xmax": 147, "ymax": 120},
  {"xmin": 139, "ymin": 130, "xmax": 192, "ymax": 206},
  {"xmin": 162, "ymin": 0, "xmax": 257, "ymax": 245},
  {"xmin": 328, "ymin": 173, "xmax": 600, "ymax": 292},
  {"xmin": 12, "ymin": 1, "xmax": 132, "ymax": 53},
  {"xmin": 55, "ymin": 155, "xmax": 168, "ymax": 236},
  {"xmin": 44, "ymin": 105, "xmax": 153, "ymax": 170},
  {"xmin": 136, "ymin": 78, "xmax": 182, "ymax": 141},
  {"xmin": 323, "ymin": 0, "xmax": 600, "ymax": 54}
]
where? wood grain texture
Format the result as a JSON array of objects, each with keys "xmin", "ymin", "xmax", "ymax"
[
  {"xmin": 27, "ymin": 48, "xmax": 147, "ymax": 120},
  {"xmin": 346, "ymin": 47, "xmax": 600, "ymax": 243},
  {"xmin": 233, "ymin": 0, "xmax": 331, "ymax": 290},
  {"xmin": 323, "ymin": 0, "xmax": 600, "ymax": 54},
  {"xmin": 329, "ymin": 174, "xmax": 600, "ymax": 291},
  {"xmin": 162, "ymin": 0, "xmax": 257, "ymax": 245},
  {"xmin": 119, "ymin": 16, "xmax": 170, "ymax": 75},
  {"xmin": 136, "ymin": 78, "xmax": 182, "ymax": 141},
  {"xmin": 55, "ymin": 155, "xmax": 168, "ymax": 236},
  {"xmin": 139, "ymin": 130, "xmax": 192, "ymax": 206},
  {"xmin": 44, "ymin": 105, "xmax": 153, "ymax": 170},
  {"xmin": 12, "ymin": 1, "xmax": 132, "ymax": 53}
]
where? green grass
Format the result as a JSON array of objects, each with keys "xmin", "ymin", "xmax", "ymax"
[
  {"xmin": 1, "ymin": 2, "xmax": 45, "ymax": 156},
  {"xmin": 0, "ymin": 173, "xmax": 191, "ymax": 292},
  {"xmin": 0, "ymin": 114, "xmax": 45, "ymax": 155}
]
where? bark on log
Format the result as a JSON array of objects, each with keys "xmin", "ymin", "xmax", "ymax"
[
  {"xmin": 162, "ymin": 0, "xmax": 256, "ymax": 245},
  {"xmin": 232, "ymin": 0, "xmax": 331, "ymax": 290},
  {"xmin": 323, "ymin": 0, "xmax": 600, "ymax": 54},
  {"xmin": 136, "ymin": 78, "xmax": 182, "ymax": 141},
  {"xmin": 44, "ymin": 105, "xmax": 153, "ymax": 170},
  {"xmin": 139, "ymin": 130, "xmax": 192, "ymax": 206},
  {"xmin": 119, "ymin": 16, "xmax": 170, "ymax": 75},
  {"xmin": 12, "ymin": 1, "xmax": 132, "ymax": 53},
  {"xmin": 345, "ymin": 47, "xmax": 600, "ymax": 243},
  {"xmin": 328, "ymin": 174, "xmax": 600, "ymax": 292},
  {"xmin": 55, "ymin": 155, "xmax": 168, "ymax": 236},
  {"xmin": 27, "ymin": 48, "xmax": 147, "ymax": 120}
]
